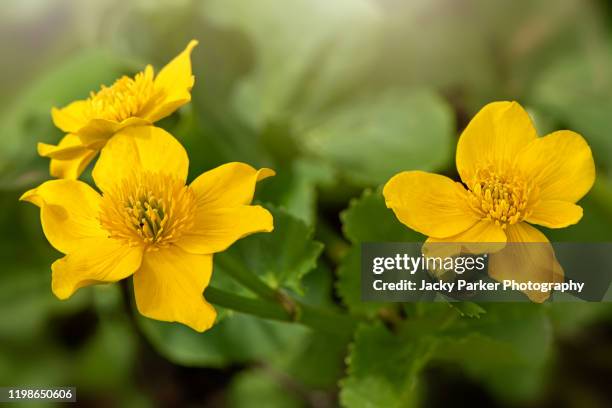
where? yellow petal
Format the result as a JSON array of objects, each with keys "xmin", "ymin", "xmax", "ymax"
[
  {"xmin": 38, "ymin": 134, "xmax": 99, "ymax": 179},
  {"xmin": 456, "ymin": 101, "xmax": 537, "ymax": 183},
  {"xmin": 134, "ymin": 245, "xmax": 216, "ymax": 332},
  {"xmin": 489, "ymin": 222, "xmax": 563, "ymax": 303},
  {"xmin": 38, "ymin": 134, "xmax": 87, "ymax": 160},
  {"xmin": 51, "ymin": 101, "xmax": 89, "ymax": 133},
  {"xmin": 77, "ymin": 117, "xmax": 151, "ymax": 146},
  {"xmin": 146, "ymin": 40, "xmax": 198, "ymax": 123},
  {"xmin": 516, "ymin": 130, "xmax": 595, "ymax": 203},
  {"xmin": 52, "ymin": 237, "xmax": 143, "ymax": 299},
  {"xmin": 92, "ymin": 126, "xmax": 189, "ymax": 192},
  {"xmin": 49, "ymin": 151, "xmax": 98, "ymax": 180},
  {"xmin": 176, "ymin": 205, "xmax": 274, "ymax": 254},
  {"xmin": 190, "ymin": 162, "xmax": 275, "ymax": 207},
  {"xmin": 20, "ymin": 180, "xmax": 105, "ymax": 254},
  {"xmin": 383, "ymin": 171, "xmax": 480, "ymax": 239},
  {"xmin": 526, "ymin": 200, "xmax": 583, "ymax": 229},
  {"xmin": 424, "ymin": 219, "xmax": 507, "ymax": 255}
]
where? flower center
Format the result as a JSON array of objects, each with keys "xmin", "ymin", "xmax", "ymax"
[
  {"xmin": 99, "ymin": 172, "xmax": 196, "ymax": 248},
  {"xmin": 85, "ymin": 67, "xmax": 158, "ymax": 122},
  {"xmin": 466, "ymin": 165, "xmax": 536, "ymax": 229}
]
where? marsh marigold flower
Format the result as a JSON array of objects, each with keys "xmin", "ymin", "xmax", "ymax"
[
  {"xmin": 21, "ymin": 126, "xmax": 274, "ymax": 331},
  {"xmin": 383, "ymin": 101, "xmax": 596, "ymax": 302},
  {"xmin": 38, "ymin": 40, "xmax": 198, "ymax": 179}
]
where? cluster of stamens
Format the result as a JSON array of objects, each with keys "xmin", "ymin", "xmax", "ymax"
[
  {"xmin": 99, "ymin": 172, "xmax": 196, "ymax": 248},
  {"xmin": 466, "ymin": 165, "xmax": 535, "ymax": 229},
  {"xmin": 85, "ymin": 66, "xmax": 159, "ymax": 122}
]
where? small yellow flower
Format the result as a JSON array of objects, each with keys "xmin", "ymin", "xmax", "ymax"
[
  {"xmin": 383, "ymin": 101, "xmax": 596, "ymax": 301},
  {"xmin": 38, "ymin": 40, "xmax": 199, "ymax": 179},
  {"xmin": 21, "ymin": 126, "xmax": 274, "ymax": 332}
]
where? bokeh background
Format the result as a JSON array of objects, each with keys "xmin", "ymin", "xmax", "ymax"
[{"xmin": 2, "ymin": 0, "xmax": 612, "ymax": 406}]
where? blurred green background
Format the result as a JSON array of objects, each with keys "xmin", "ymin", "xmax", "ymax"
[{"xmin": 2, "ymin": 0, "xmax": 612, "ymax": 406}]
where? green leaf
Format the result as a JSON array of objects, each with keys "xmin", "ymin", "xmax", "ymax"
[
  {"xmin": 337, "ymin": 190, "xmax": 423, "ymax": 316},
  {"xmin": 341, "ymin": 323, "xmax": 429, "ymax": 408},
  {"xmin": 202, "ymin": 0, "xmax": 382, "ymax": 128},
  {"xmin": 0, "ymin": 265, "xmax": 90, "ymax": 342},
  {"xmin": 529, "ymin": 51, "xmax": 612, "ymax": 171},
  {"xmin": 138, "ymin": 311, "xmax": 310, "ymax": 368},
  {"xmin": 445, "ymin": 301, "xmax": 487, "ymax": 318},
  {"xmin": 434, "ymin": 304, "xmax": 553, "ymax": 402},
  {"xmin": 216, "ymin": 205, "xmax": 324, "ymax": 295},
  {"xmin": 257, "ymin": 159, "xmax": 335, "ymax": 226},
  {"xmin": 341, "ymin": 305, "xmax": 554, "ymax": 407},
  {"xmin": 228, "ymin": 369, "xmax": 306, "ymax": 408},
  {"xmin": 341, "ymin": 189, "xmax": 424, "ymax": 244},
  {"xmin": 301, "ymin": 89, "xmax": 454, "ymax": 186}
]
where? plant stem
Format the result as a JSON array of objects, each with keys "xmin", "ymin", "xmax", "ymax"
[
  {"xmin": 205, "ymin": 286, "xmax": 358, "ymax": 336},
  {"xmin": 215, "ymin": 255, "xmax": 279, "ymax": 301}
]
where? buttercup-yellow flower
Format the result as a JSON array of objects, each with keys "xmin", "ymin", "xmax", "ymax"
[
  {"xmin": 38, "ymin": 40, "xmax": 198, "ymax": 179},
  {"xmin": 21, "ymin": 126, "xmax": 274, "ymax": 332},
  {"xmin": 383, "ymin": 101, "xmax": 596, "ymax": 301}
]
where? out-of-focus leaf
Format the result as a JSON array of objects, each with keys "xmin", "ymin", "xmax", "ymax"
[
  {"xmin": 0, "ymin": 48, "xmax": 133, "ymax": 187},
  {"xmin": 228, "ymin": 369, "xmax": 306, "ymax": 408},
  {"xmin": 546, "ymin": 292, "xmax": 612, "ymax": 336},
  {"xmin": 543, "ymin": 180, "xmax": 612, "ymax": 241},
  {"xmin": 529, "ymin": 51, "xmax": 612, "ymax": 172},
  {"xmin": 216, "ymin": 205, "xmax": 324, "ymax": 295},
  {"xmin": 202, "ymin": 0, "xmax": 382, "ymax": 128},
  {"xmin": 0, "ymin": 266, "xmax": 89, "ymax": 341},
  {"xmin": 301, "ymin": 89, "xmax": 454, "ymax": 186},
  {"xmin": 257, "ymin": 158, "xmax": 335, "ymax": 226},
  {"xmin": 139, "ymin": 311, "xmax": 310, "ymax": 368}
]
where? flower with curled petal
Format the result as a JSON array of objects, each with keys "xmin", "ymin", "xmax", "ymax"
[
  {"xmin": 383, "ymin": 101, "xmax": 596, "ymax": 302},
  {"xmin": 39, "ymin": 40, "xmax": 198, "ymax": 179},
  {"xmin": 22, "ymin": 126, "xmax": 274, "ymax": 332}
]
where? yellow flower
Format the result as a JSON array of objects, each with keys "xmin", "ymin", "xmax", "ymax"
[
  {"xmin": 383, "ymin": 101, "xmax": 596, "ymax": 302},
  {"xmin": 38, "ymin": 40, "xmax": 199, "ymax": 180},
  {"xmin": 21, "ymin": 126, "xmax": 274, "ymax": 332}
]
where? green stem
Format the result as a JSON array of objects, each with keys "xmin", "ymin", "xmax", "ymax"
[
  {"xmin": 215, "ymin": 255, "xmax": 278, "ymax": 301},
  {"xmin": 205, "ymin": 287, "xmax": 358, "ymax": 336}
]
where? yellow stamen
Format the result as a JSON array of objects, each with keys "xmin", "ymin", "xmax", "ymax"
[
  {"xmin": 85, "ymin": 66, "xmax": 160, "ymax": 122},
  {"xmin": 99, "ymin": 171, "xmax": 196, "ymax": 249},
  {"xmin": 466, "ymin": 164, "xmax": 537, "ymax": 229}
]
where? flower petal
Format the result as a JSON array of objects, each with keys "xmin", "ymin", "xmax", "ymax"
[
  {"xmin": 52, "ymin": 237, "xmax": 143, "ymax": 299},
  {"xmin": 51, "ymin": 100, "xmax": 89, "ymax": 133},
  {"xmin": 38, "ymin": 134, "xmax": 88, "ymax": 160},
  {"xmin": 526, "ymin": 200, "xmax": 583, "ymax": 229},
  {"xmin": 38, "ymin": 134, "xmax": 99, "ymax": 179},
  {"xmin": 20, "ymin": 180, "xmax": 105, "ymax": 253},
  {"xmin": 92, "ymin": 126, "xmax": 189, "ymax": 192},
  {"xmin": 456, "ymin": 101, "xmax": 537, "ymax": 183},
  {"xmin": 515, "ymin": 130, "xmax": 595, "ymax": 203},
  {"xmin": 190, "ymin": 162, "xmax": 275, "ymax": 208},
  {"xmin": 134, "ymin": 246, "xmax": 216, "ymax": 332},
  {"xmin": 423, "ymin": 219, "xmax": 507, "ymax": 255},
  {"xmin": 489, "ymin": 222, "xmax": 563, "ymax": 303},
  {"xmin": 383, "ymin": 171, "xmax": 480, "ymax": 239},
  {"xmin": 176, "ymin": 205, "xmax": 274, "ymax": 254},
  {"xmin": 77, "ymin": 117, "xmax": 151, "ymax": 146},
  {"xmin": 49, "ymin": 150, "xmax": 98, "ymax": 180},
  {"xmin": 146, "ymin": 40, "xmax": 198, "ymax": 123}
]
